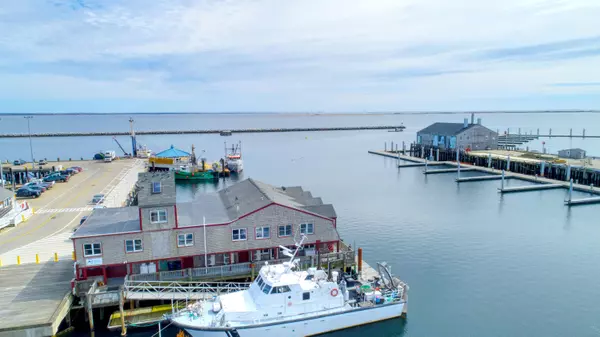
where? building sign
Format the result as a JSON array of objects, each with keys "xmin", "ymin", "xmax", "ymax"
[{"xmin": 86, "ymin": 257, "xmax": 103, "ymax": 266}]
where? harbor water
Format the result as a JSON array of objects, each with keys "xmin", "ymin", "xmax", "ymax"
[{"xmin": 2, "ymin": 113, "xmax": 600, "ymax": 336}]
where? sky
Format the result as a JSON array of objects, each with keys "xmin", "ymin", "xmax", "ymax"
[{"xmin": 1, "ymin": 0, "xmax": 600, "ymax": 113}]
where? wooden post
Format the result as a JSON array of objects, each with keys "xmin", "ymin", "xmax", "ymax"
[
  {"xmin": 251, "ymin": 263, "xmax": 255, "ymax": 281},
  {"xmin": 119, "ymin": 287, "xmax": 127, "ymax": 336},
  {"xmin": 86, "ymin": 293, "xmax": 95, "ymax": 333},
  {"xmin": 357, "ymin": 248, "xmax": 363, "ymax": 275}
]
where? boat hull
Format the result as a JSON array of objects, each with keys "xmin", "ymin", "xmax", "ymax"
[
  {"xmin": 175, "ymin": 171, "xmax": 218, "ymax": 181},
  {"xmin": 175, "ymin": 302, "xmax": 404, "ymax": 337}
]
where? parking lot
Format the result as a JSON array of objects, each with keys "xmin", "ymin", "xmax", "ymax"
[{"xmin": 0, "ymin": 159, "xmax": 143, "ymax": 261}]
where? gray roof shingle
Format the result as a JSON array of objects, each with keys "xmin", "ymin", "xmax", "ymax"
[
  {"xmin": 418, "ymin": 122, "xmax": 471, "ymax": 136},
  {"xmin": 72, "ymin": 206, "xmax": 140, "ymax": 238}
]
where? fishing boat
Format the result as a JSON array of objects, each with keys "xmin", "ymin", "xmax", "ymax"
[
  {"xmin": 136, "ymin": 144, "xmax": 153, "ymax": 158},
  {"xmin": 174, "ymin": 145, "xmax": 219, "ymax": 181},
  {"xmin": 225, "ymin": 141, "xmax": 244, "ymax": 173},
  {"xmin": 388, "ymin": 124, "xmax": 405, "ymax": 132},
  {"xmin": 170, "ymin": 236, "xmax": 408, "ymax": 337}
]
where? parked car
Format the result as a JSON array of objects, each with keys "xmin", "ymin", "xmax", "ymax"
[
  {"xmin": 69, "ymin": 166, "xmax": 83, "ymax": 172},
  {"xmin": 38, "ymin": 182, "xmax": 53, "ymax": 189},
  {"xmin": 43, "ymin": 173, "xmax": 69, "ymax": 183},
  {"xmin": 60, "ymin": 169, "xmax": 77, "ymax": 176},
  {"xmin": 13, "ymin": 159, "xmax": 26, "ymax": 165},
  {"xmin": 93, "ymin": 204, "xmax": 106, "ymax": 209},
  {"xmin": 38, "ymin": 159, "xmax": 48, "ymax": 165},
  {"xmin": 23, "ymin": 182, "xmax": 46, "ymax": 193},
  {"xmin": 91, "ymin": 194, "xmax": 105, "ymax": 204},
  {"xmin": 79, "ymin": 216, "xmax": 88, "ymax": 225},
  {"xmin": 16, "ymin": 187, "xmax": 40, "ymax": 198}
]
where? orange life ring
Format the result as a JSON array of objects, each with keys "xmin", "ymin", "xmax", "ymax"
[{"xmin": 330, "ymin": 288, "xmax": 339, "ymax": 297}]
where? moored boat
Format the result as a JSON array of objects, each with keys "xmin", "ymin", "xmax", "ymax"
[
  {"xmin": 170, "ymin": 236, "xmax": 408, "ymax": 337},
  {"xmin": 225, "ymin": 141, "xmax": 244, "ymax": 173}
]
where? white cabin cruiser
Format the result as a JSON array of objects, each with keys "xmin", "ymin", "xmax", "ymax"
[{"xmin": 171, "ymin": 237, "xmax": 408, "ymax": 337}]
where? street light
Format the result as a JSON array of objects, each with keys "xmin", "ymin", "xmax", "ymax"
[{"xmin": 24, "ymin": 116, "xmax": 34, "ymax": 169}]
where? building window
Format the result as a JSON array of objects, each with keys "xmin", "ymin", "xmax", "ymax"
[
  {"xmin": 150, "ymin": 209, "xmax": 167, "ymax": 223},
  {"xmin": 83, "ymin": 243, "xmax": 102, "ymax": 257},
  {"xmin": 125, "ymin": 239, "xmax": 143, "ymax": 253},
  {"xmin": 300, "ymin": 223, "xmax": 314, "ymax": 235},
  {"xmin": 278, "ymin": 224, "xmax": 292, "ymax": 237},
  {"xmin": 177, "ymin": 233, "xmax": 194, "ymax": 247},
  {"xmin": 303, "ymin": 292, "xmax": 310, "ymax": 300},
  {"xmin": 255, "ymin": 226, "xmax": 270, "ymax": 239},
  {"xmin": 232, "ymin": 228, "xmax": 247, "ymax": 241},
  {"xmin": 152, "ymin": 182, "xmax": 162, "ymax": 194}
]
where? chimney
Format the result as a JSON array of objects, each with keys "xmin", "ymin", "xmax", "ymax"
[
  {"xmin": 477, "ymin": 118, "xmax": 482, "ymax": 125},
  {"xmin": 471, "ymin": 113, "xmax": 475, "ymax": 125},
  {"xmin": 463, "ymin": 118, "xmax": 468, "ymax": 128}
]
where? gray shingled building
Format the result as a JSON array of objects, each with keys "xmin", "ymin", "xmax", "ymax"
[
  {"xmin": 417, "ymin": 118, "xmax": 498, "ymax": 151},
  {"xmin": 71, "ymin": 172, "xmax": 340, "ymax": 283},
  {"xmin": 558, "ymin": 148, "xmax": 586, "ymax": 159}
]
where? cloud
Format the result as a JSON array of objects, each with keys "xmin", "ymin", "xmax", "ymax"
[{"xmin": 0, "ymin": 0, "xmax": 600, "ymax": 112}]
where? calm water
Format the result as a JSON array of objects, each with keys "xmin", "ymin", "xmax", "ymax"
[{"xmin": 3, "ymin": 113, "xmax": 600, "ymax": 336}]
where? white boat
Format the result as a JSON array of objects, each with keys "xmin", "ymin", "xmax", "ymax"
[
  {"xmin": 171, "ymin": 237, "xmax": 408, "ymax": 337},
  {"xmin": 225, "ymin": 141, "xmax": 243, "ymax": 173},
  {"xmin": 137, "ymin": 145, "xmax": 153, "ymax": 158}
]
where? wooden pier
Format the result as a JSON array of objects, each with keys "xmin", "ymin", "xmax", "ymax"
[
  {"xmin": 0, "ymin": 125, "xmax": 406, "ymax": 138},
  {"xmin": 369, "ymin": 148, "xmax": 600, "ymax": 207},
  {"xmin": 499, "ymin": 183, "xmax": 564, "ymax": 194},
  {"xmin": 0, "ymin": 261, "xmax": 73, "ymax": 337}
]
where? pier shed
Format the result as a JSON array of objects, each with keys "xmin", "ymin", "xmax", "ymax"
[
  {"xmin": 558, "ymin": 148, "xmax": 586, "ymax": 159},
  {"xmin": 417, "ymin": 119, "xmax": 498, "ymax": 151}
]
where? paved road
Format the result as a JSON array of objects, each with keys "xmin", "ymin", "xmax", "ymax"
[{"xmin": 0, "ymin": 159, "xmax": 138, "ymax": 256}]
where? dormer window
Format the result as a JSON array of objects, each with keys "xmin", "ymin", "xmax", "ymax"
[{"xmin": 152, "ymin": 182, "xmax": 162, "ymax": 194}]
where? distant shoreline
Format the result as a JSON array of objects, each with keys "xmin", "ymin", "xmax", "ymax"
[{"xmin": 0, "ymin": 110, "xmax": 599, "ymax": 116}]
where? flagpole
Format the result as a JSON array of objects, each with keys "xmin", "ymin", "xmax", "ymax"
[{"xmin": 203, "ymin": 216, "xmax": 208, "ymax": 267}]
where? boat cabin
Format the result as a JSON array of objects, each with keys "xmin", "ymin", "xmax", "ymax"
[{"xmin": 215, "ymin": 262, "xmax": 344, "ymax": 323}]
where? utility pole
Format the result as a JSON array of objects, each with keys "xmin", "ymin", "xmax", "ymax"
[{"xmin": 24, "ymin": 116, "xmax": 34, "ymax": 169}]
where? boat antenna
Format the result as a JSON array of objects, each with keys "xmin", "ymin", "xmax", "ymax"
[{"xmin": 278, "ymin": 234, "xmax": 307, "ymax": 272}]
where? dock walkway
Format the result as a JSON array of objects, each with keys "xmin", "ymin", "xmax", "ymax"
[{"xmin": 0, "ymin": 261, "xmax": 73, "ymax": 337}]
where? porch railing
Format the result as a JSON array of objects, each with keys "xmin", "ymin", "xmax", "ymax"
[{"xmin": 127, "ymin": 249, "xmax": 355, "ymax": 282}]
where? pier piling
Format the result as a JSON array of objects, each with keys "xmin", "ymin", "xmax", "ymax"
[{"xmin": 501, "ymin": 170, "xmax": 505, "ymax": 190}]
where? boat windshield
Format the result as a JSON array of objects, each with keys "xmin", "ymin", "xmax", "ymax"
[
  {"xmin": 256, "ymin": 276, "xmax": 264, "ymax": 288},
  {"xmin": 262, "ymin": 284, "xmax": 272, "ymax": 295}
]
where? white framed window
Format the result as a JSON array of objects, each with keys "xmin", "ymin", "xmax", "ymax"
[
  {"xmin": 177, "ymin": 233, "xmax": 194, "ymax": 247},
  {"xmin": 255, "ymin": 226, "xmax": 270, "ymax": 239},
  {"xmin": 150, "ymin": 209, "xmax": 167, "ymax": 223},
  {"xmin": 278, "ymin": 224, "xmax": 292, "ymax": 237},
  {"xmin": 125, "ymin": 239, "xmax": 143, "ymax": 253},
  {"xmin": 83, "ymin": 243, "xmax": 102, "ymax": 257},
  {"xmin": 300, "ymin": 223, "xmax": 314, "ymax": 235},
  {"xmin": 152, "ymin": 182, "xmax": 161, "ymax": 194},
  {"xmin": 232, "ymin": 228, "xmax": 247, "ymax": 241}
]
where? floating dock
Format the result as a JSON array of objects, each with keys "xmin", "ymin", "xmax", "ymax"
[
  {"xmin": 499, "ymin": 183, "xmax": 564, "ymax": 194},
  {"xmin": 424, "ymin": 168, "xmax": 475, "ymax": 175},
  {"xmin": 565, "ymin": 196, "xmax": 600, "ymax": 206},
  {"xmin": 456, "ymin": 175, "xmax": 508, "ymax": 182}
]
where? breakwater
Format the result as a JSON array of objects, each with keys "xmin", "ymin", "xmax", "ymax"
[{"xmin": 0, "ymin": 125, "xmax": 405, "ymax": 138}]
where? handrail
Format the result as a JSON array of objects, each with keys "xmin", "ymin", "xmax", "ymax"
[{"xmin": 127, "ymin": 250, "xmax": 355, "ymax": 282}]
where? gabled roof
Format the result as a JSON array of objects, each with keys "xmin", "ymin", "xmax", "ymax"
[
  {"xmin": 418, "ymin": 123, "xmax": 471, "ymax": 136},
  {"xmin": 155, "ymin": 145, "xmax": 190, "ymax": 158},
  {"xmin": 0, "ymin": 187, "xmax": 14, "ymax": 200}
]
